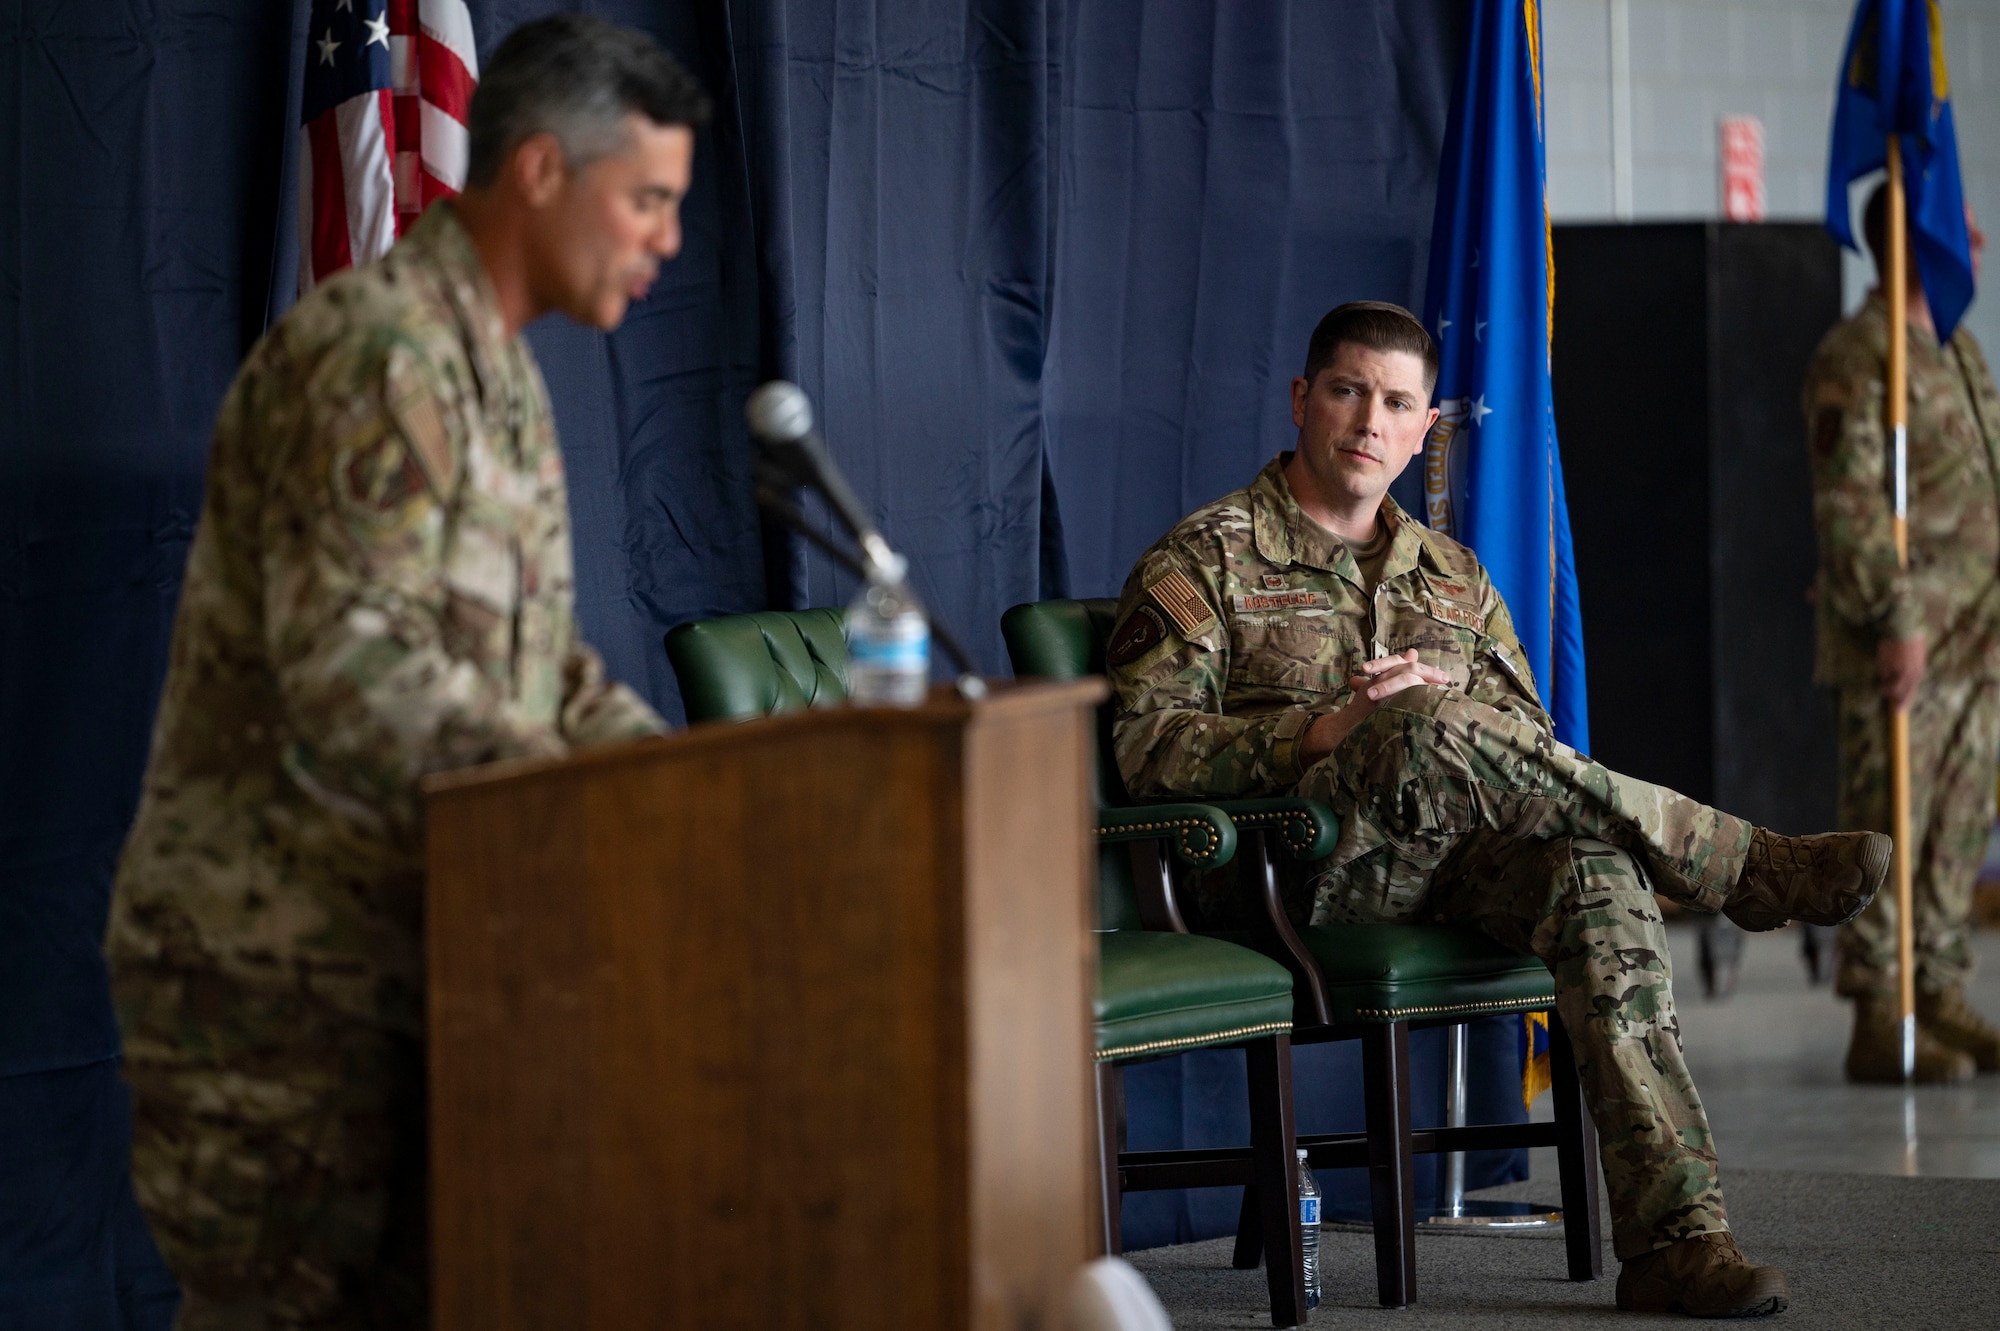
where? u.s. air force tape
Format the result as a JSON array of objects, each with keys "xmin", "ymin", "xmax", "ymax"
[
  {"xmin": 1422, "ymin": 592, "xmax": 1485, "ymax": 634},
  {"xmin": 1146, "ymin": 568, "xmax": 1217, "ymax": 637}
]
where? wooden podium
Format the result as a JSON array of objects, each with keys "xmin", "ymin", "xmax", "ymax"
[{"xmin": 424, "ymin": 680, "xmax": 1105, "ymax": 1330}]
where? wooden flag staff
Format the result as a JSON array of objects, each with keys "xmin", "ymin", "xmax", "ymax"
[{"xmin": 1884, "ymin": 137, "xmax": 1918, "ymax": 1082}]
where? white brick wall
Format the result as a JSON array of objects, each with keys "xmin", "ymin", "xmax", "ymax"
[{"xmin": 1545, "ymin": 0, "xmax": 2000, "ymax": 353}]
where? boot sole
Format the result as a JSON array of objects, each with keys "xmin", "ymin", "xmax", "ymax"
[
  {"xmin": 1794, "ymin": 833, "xmax": 1892, "ymax": 928},
  {"xmin": 1703, "ymin": 1293, "xmax": 1788, "ymax": 1319},
  {"xmin": 1616, "ymin": 1290, "xmax": 1790, "ymax": 1318},
  {"xmin": 1828, "ymin": 834, "xmax": 1894, "ymax": 926}
]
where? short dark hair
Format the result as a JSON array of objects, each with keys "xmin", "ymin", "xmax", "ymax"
[
  {"xmin": 467, "ymin": 15, "xmax": 712, "ymax": 188},
  {"xmin": 1302, "ymin": 301, "xmax": 1439, "ymax": 396}
]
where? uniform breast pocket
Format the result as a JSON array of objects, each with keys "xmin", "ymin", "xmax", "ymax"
[
  {"xmin": 1227, "ymin": 616, "xmax": 1356, "ymax": 697},
  {"xmin": 1381, "ymin": 604, "xmax": 1479, "ymax": 688}
]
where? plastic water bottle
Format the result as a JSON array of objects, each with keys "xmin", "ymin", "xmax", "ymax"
[
  {"xmin": 1297, "ymin": 1148, "xmax": 1322, "ymax": 1310},
  {"xmin": 846, "ymin": 563, "xmax": 929, "ymax": 706}
]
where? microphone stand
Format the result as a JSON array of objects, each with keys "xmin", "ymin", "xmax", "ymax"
[{"xmin": 755, "ymin": 484, "xmax": 987, "ymax": 696}]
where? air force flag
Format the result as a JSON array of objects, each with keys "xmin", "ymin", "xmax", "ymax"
[
  {"xmin": 1826, "ymin": 0, "xmax": 1975, "ymax": 340},
  {"xmin": 1421, "ymin": 0, "xmax": 1589, "ymax": 750}
]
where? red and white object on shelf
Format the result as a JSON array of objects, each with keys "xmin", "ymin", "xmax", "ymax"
[{"xmin": 1720, "ymin": 115, "xmax": 1766, "ymax": 223}]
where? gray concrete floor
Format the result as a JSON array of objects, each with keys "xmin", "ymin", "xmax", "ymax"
[
  {"xmin": 1136, "ymin": 926, "xmax": 2000, "ymax": 1327},
  {"xmin": 1666, "ymin": 922, "xmax": 2000, "ymax": 1179},
  {"xmin": 1507, "ymin": 923, "xmax": 2000, "ymax": 1185}
]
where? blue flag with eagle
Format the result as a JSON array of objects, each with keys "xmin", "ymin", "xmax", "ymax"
[
  {"xmin": 1826, "ymin": 0, "xmax": 1975, "ymax": 339},
  {"xmin": 1420, "ymin": 0, "xmax": 1588, "ymax": 753},
  {"xmin": 1420, "ymin": 0, "xmax": 1583, "ymax": 1108}
]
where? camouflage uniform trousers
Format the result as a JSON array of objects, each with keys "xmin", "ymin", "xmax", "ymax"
[
  {"xmin": 1296, "ymin": 684, "xmax": 1751, "ymax": 1261},
  {"xmin": 1834, "ymin": 673, "xmax": 2000, "ymax": 998},
  {"xmin": 115, "ymin": 966, "xmax": 427, "ymax": 1331}
]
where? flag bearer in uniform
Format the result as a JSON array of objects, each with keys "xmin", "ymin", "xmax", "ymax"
[
  {"xmin": 105, "ymin": 18, "xmax": 708, "ymax": 1328},
  {"xmin": 1111, "ymin": 302, "xmax": 1892, "ymax": 1318},
  {"xmin": 1804, "ymin": 182, "xmax": 2000, "ymax": 1084}
]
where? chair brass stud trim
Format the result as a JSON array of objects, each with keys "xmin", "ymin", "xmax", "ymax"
[
  {"xmin": 1349, "ymin": 996, "xmax": 1554, "ymax": 1021},
  {"xmin": 1095, "ymin": 817, "xmax": 1225, "ymax": 864},
  {"xmin": 1229, "ymin": 810, "xmax": 1315, "ymax": 856},
  {"xmin": 1095, "ymin": 1019, "xmax": 1293, "ymax": 1063}
]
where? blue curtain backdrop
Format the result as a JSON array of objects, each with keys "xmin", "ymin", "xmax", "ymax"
[{"xmin": 0, "ymin": 1, "xmax": 1520, "ymax": 1317}]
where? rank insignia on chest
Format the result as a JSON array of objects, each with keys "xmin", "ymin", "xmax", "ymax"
[
  {"xmin": 1231, "ymin": 589, "xmax": 1334, "ymax": 613},
  {"xmin": 1261, "ymin": 574, "xmax": 1287, "ymax": 590},
  {"xmin": 1146, "ymin": 569, "xmax": 1218, "ymax": 637},
  {"xmin": 1422, "ymin": 592, "xmax": 1486, "ymax": 634}
]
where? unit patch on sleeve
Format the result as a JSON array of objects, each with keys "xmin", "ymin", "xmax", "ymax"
[
  {"xmin": 1106, "ymin": 604, "xmax": 1170, "ymax": 667},
  {"xmin": 391, "ymin": 391, "xmax": 456, "ymax": 496},
  {"xmin": 1231, "ymin": 589, "xmax": 1333, "ymax": 613},
  {"xmin": 1146, "ymin": 568, "xmax": 1219, "ymax": 637},
  {"xmin": 1422, "ymin": 593, "xmax": 1486, "ymax": 634}
]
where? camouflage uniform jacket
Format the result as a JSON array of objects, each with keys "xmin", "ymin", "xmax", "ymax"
[
  {"xmin": 1802, "ymin": 292, "xmax": 2000, "ymax": 686},
  {"xmin": 107, "ymin": 203, "xmax": 664, "ymax": 1037},
  {"xmin": 1109, "ymin": 455, "xmax": 1548, "ymax": 799}
]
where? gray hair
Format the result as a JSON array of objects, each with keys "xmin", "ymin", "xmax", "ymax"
[{"xmin": 466, "ymin": 15, "xmax": 710, "ymax": 188}]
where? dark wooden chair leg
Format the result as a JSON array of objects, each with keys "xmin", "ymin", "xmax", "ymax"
[
  {"xmin": 1547, "ymin": 1011, "xmax": 1604, "ymax": 1280},
  {"xmin": 1232, "ymin": 1184, "xmax": 1263, "ymax": 1269},
  {"xmin": 1246, "ymin": 1034, "xmax": 1304, "ymax": 1326},
  {"xmin": 1096, "ymin": 1060, "xmax": 1125, "ymax": 1257},
  {"xmin": 1361, "ymin": 1021, "xmax": 1417, "ymax": 1308}
]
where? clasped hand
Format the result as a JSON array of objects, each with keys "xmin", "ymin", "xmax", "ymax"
[
  {"xmin": 1877, "ymin": 633, "xmax": 1927, "ymax": 711},
  {"xmin": 1295, "ymin": 648, "xmax": 1453, "ymax": 769}
]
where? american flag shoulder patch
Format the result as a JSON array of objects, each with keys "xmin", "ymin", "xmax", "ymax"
[{"xmin": 1146, "ymin": 568, "xmax": 1218, "ymax": 638}]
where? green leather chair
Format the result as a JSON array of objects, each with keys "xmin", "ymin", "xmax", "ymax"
[
  {"xmin": 666, "ymin": 609, "xmax": 1310, "ymax": 1326},
  {"xmin": 1002, "ymin": 598, "xmax": 1605, "ymax": 1309}
]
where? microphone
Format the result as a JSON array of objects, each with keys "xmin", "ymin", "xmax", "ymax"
[
  {"xmin": 745, "ymin": 381, "xmax": 901, "ymax": 581},
  {"xmin": 743, "ymin": 380, "xmax": 984, "ymax": 691}
]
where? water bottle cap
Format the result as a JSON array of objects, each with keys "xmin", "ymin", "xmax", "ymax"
[{"xmin": 1296, "ymin": 1149, "xmax": 1308, "ymax": 1160}]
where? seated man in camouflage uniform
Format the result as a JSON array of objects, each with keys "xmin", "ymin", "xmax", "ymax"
[
  {"xmin": 106, "ymin": 18, "xmax": 704, "ymax": 1329},
  {"xmin": 1109, "ymin": 301, "xmax": 1890, "ymax": 1318}
]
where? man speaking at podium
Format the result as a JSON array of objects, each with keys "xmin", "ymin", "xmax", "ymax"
[
  {"xmin": 104, "ymin": 18, "xmax": 704, "ymax": 1327},
  {"xmin": 1109, "ymin": 302, "xmax": 1891, "ymax": 1318}
]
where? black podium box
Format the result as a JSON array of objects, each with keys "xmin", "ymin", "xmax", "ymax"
[{"xmin": 1553, "ymin": 222, "xmax": 1843, "ymax": 834}]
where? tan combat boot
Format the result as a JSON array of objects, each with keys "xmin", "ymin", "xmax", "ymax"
[
  {"xmin": 1615, "ymin": 1232, "xmax": 1789, "ymax": 1317},
  {"xmin": 1722, "ymin": 830, "xmax": 1890, "ymax": 933},
  {"xmin": 1845, "ymin": 992, "xmax": 1975, "ymax": 1083},
  {"xmin": 1918, "ymin": 986, "xmax": 2000, "ymax": 1072}
]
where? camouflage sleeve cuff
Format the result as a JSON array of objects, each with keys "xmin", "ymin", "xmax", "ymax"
[
  {"xmin": 1268, "ymin": 707, "xmax": 1317, "ymax": 788},
  {"xmin": 563, "ymin": 681, "xmax": 667, "ymax": 747}
]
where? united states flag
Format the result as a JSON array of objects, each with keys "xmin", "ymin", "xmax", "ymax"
[{"xmin": 299, "ymin": 0, "xmax": 479, "ymax": 292}]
